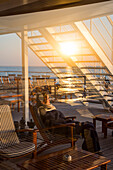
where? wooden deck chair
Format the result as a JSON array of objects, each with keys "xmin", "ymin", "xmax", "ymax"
[
  {"xmin": 38, "ymin": 78, "xmax": 46, "ymax": 87},
  {"xmin": 8, "ymin": 74, "xmax": 16, "ymax": 85},
  {"xmin": 16, "ymin": 75, "xmax": 23, "ymax": 93},
  {"xmin": 0, "ymin": 105, "xmax": 36, "ymax": 159},
  {"xmin": 32, "ymin": 75, "xmax": 40, "ymax": 88},
  {"xmin": 0, "ymin": 76, "xmax": 3, "ymax": 88},
  {"xmin": 28, "ymin": 77, "xmax": 33, "ymax": 92},
  {"xmin": 8, "ymin": 74, "xmax": 16, "ymax": 82},
  {"xmin": 46, "ymin": 78, "xmax": 55, "ymax": 96},
  {"xmin": 2, "ymin": 76, "xmax": 9, "ymax": 85},
  {"xmin": 2, "ymin": 76, "xmax": 10, "ymax": 89},
  {"xmin": 1, "ymin": 76, "xmax": 12, "ymax": 92},
  {"xmin": 30, "ymin": 104, "xmax": 77, "ymax": 155},
  {"xmin": 8, "ymin": 74, "xmax": 18, "ymax": 92}
]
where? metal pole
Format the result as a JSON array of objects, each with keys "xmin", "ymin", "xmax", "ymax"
[
  {"xmin": 17, "ymin": 76, "xmax": 20, "ymax": 112},
  {"xmin": 21, "ymin": 27, "xmax": 29, "ymax": 123},
  {"xmin": 83, "ymin": 76, "xmax": 86, "ymax": 98},
  {"xmin": 54, "ymin": 79, "xmax": 57, "ymax": 100}
]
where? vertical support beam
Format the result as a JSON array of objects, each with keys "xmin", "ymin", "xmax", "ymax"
[
  {"xmin": 112, "ymin": 24, "xmax": 113, "ymax": 63},
  {"xmin": 21, "ymin": 27, "xmax": 29, "ymax": 123},
  {"xmin": 17, "ymin": 77, "xmax": 20, "ymax": 112},
  {"xmin": 107, "ymin": 16, "xmax": 113, "ymax": 63}
]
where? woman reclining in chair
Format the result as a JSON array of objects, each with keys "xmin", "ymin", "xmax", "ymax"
[
  {"xmin": 36, "ymin": 92, "xmax": 78, "ymax": 128},
  {"xmin": 35, "ymin": 92, "xmax": 101, "ymax": 153}
]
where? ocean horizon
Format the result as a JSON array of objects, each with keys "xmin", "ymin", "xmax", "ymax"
[{"xmin": 0, "ymin": 66, "xmax": 53, "ymax": 77}]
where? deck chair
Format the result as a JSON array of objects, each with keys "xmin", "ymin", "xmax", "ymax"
[
  {"xmin": 30, "ymin": 104, "xmax": 77, "ymax": 155},
  {"xmin": 0, "ymin": 76, "xmax": 3, "ymax": 88},
  {"xmin": 1, "ymin": 76, "xmax": 10, "ymax": 91},
  {"xmin": 0, "ymin": 105, "xmax": 35, "ymax": 159},
  {"xmin": 32, "ymin": 75, "xmax": 40, "ymax": 89},
  {"xmin": 8, "ymin": 74, "xmax": 17, "ymax": 91},
  {"xmin": 2, "ymin": 76, "xmax": 9, "ymax": 85}
]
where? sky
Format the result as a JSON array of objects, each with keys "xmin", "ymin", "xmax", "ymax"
[{"xmin": 0, "ymin": 33, "xmax": 45, "ymax": 66}]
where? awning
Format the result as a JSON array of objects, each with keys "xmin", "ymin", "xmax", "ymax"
[{"xmin": 0, "ymin": 0, "xmax": 113, "ymax": 34}]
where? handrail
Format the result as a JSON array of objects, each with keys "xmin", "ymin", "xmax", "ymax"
[
  {"xmin": 0, "ymin": 71, "xmax": 51, "ymax": 73},
  {"xmin": 82, "ymin": 19, "xmax": 113, "ymax": 67}
]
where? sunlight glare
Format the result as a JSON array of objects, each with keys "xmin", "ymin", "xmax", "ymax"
[{"xmin": 60, "ymin": 41, "xmax": 78, "ymax": 56}]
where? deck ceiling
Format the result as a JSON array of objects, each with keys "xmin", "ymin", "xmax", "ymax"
[
  {"xmin": 0, "ymin": 0, "xmax": 111, "ymax": 16},
  {"xmin": 0, "ymin": 0, "xmax": 113, "ymax": 34}
]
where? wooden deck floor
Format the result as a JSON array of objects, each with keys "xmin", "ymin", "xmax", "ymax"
[
  {"xmin": 97, "ymin": 129, "xmax": 113, "ymax": 169},
  {"xmin": 1, "ymin": 101, "xmax": 113, "ymax": 169}
]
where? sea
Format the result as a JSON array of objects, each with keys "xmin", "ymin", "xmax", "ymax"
[{"xmin": 0, "ymin": 66, "xmax": 55, "ymax": 77}]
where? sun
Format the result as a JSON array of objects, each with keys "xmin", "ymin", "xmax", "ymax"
[{"xmin": 60, "ymin": 41, "xmax": 78, "ymax": 56}]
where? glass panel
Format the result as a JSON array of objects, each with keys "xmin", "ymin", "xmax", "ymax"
[
  {"xmin": 100, "ymin": 17, "xmax": 112, "ymax": 36},
  {"xmin": 92, "ymin": 24, "xmax": 112, "ymax": 60},
  {"xmin": 83, "ymin": 20, "xmax": 91, "ymax": 31}
]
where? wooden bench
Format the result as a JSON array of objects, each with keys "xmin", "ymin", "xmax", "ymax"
[
  {"xmin": 4, "ymin": 98, "xmax": 23, "ymax": 112},
  {"xmin": 19, "ymin": 148, "xmax": 111, "ymax": 170},
  {"xmin": 93, "ymin": 114, "xmax": 113, "ymax": 138},
  {"xmin": 0, "ymin": 93, "xmax": 23, "ymax": 112}
]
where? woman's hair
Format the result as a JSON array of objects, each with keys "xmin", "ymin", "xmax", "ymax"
[
  {"xmin": 36, "ymin": 92, "xmax": 48, "ymax": 107},
  {"xmin": 43, "ymin": 92, "xmax": 47, "ymax": 104},
  {"xmin": 36, "ymin": 93, "xmax": 43, "ymax": 108}
]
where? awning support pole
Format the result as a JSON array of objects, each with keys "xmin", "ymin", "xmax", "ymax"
[{"xmin": 21, "ymin": 27, "xmax": 29, "ymax": 123}]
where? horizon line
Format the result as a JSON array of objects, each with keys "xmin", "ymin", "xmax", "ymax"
[{"xmin": 0, "ymin": 65, "xmax": 47, "ymax": 67}]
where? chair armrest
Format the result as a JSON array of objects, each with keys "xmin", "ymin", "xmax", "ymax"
[
  {"xmin": 35, "ymin": 123, "xmax": 75, "ymax": 132},
  {"xmin": 16, "ymin": 128, "xmax": 39, "ymax": 157},
  {"xmin": 106, "ymin": 121, "xmax": 113, "ymax": 128},
  {"xmin": 16, "ymin": 128, "xmax": 39, "ymax": 132},
  {"xmin": 64, "ymin": 116, "xmax": 76, "ymax": 120}
]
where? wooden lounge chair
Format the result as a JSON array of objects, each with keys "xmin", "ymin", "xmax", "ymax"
[
  {"xmin": 0, "ymin": 105, "xmax": 36, "ymax": 159},
  {"xmin": 2, "ymin": 76, "xmax": 9, "ymax": 85},
  {"xmin": 8, "ymin": 74, "xmax": 17, "ymax": 90},
  {"xmin": 32, "ymin": 75, "xmax": 40, "ymax": 88},
  {"xmin": 30, "ymin": 104, "xmax": 77, "ymax": 155},
  {"xmin": 8, "ymin": 74, "xmax": 16, "ymax": 83},
  {"xmin": 2, "ymin": 75, "xmax": 17, "ymax": 93},
  {"xmin": 0, "ymin": 76, "xmax": 3, "ymax": 88}
]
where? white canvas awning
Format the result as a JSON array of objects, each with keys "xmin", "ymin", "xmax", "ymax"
[{"xmin": 0, "ymin": 1, "xmax": 113, "ymax": 34}]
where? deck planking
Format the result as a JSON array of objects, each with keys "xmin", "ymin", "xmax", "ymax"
[{"xmin": 1, "ymin": 101, "xmax": 113, "ymax": 169}]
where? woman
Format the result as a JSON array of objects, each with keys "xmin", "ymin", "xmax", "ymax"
[
  {"xmin": 36, "ymin": 92, "xmax": 79, "ymax": 128},
  {"xmin": 35, "ymin": 92, "xmax": 101, "ymax": 153}
]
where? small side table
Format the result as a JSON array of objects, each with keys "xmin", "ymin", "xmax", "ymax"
[
  {"xmin": 93, "ymin": 114, "xmax": 113, "ymax": 138},
  {"xmin": 19, "ymin": 148, "xmax": 111, "ymax": 170}
]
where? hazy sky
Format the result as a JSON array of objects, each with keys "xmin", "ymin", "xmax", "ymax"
[{"xmin": 0, "ymin": 33, "xmax": 45, "ymax": 66}]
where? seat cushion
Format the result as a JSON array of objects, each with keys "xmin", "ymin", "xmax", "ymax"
[
  {"xmin": 0, "ymin": 105, "xmax": 20, "ymax": 149},
  {"xmin": 0, "ymin": 142, "xmax": 35, "ymax": 158}
]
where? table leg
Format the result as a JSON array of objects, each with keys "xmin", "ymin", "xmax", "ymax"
[
  {"xmin": 18, "ymin": 101, "xmax": 20, "ymax": 112},
  {"xmin": 65, "ymin": 93, "xmax": 67, "ymax": 99},
  {"xmin": 13, "ymin": 103, "xmax": 15, "ymax": 111},
  {"xmin": 101, "ymin": 164, "xmax": 107, "ymax": 170},
  {"xmin": 102, "ymin": 120, "xmax": 107, "ymax": 138},
  {"xmin": 10, "ymin": 103, "xmax": 12, "ymax": 110},
  {"xmin": 102, "ymin": 121, "xmax": 104, "ymax": 133},
  {"xmin": 33, "ymin": 131, "xmax": 37, "ymax": 158},
  {"xmin": 70, "ymin": 93, "xmax": 72, "ymax": 99},
  {"xmin": 93, "ymin": 118, "xmax": 96, "ymax": 129}
]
